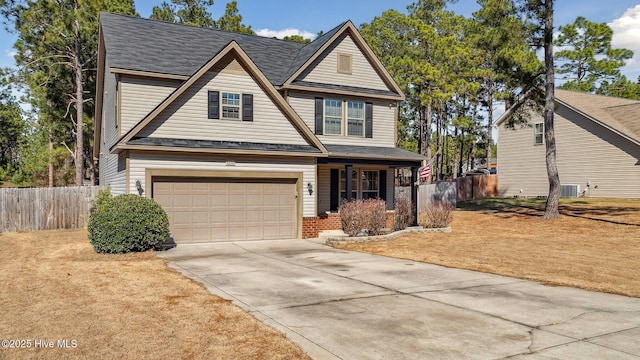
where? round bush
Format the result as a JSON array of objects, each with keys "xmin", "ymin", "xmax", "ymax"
[{"xmin": 88, "ymin": 194, "xmax": 170, "ymax": 253}]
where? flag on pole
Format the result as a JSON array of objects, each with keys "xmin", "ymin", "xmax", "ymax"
[
  {"xmin": 419, "ymin": 150, "xmax": 439, "ymax": 182},
  {"xmin": 419, "ymin": 165, "xmax": 431, "ymax": 180}
]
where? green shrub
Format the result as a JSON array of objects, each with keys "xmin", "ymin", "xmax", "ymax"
[
  {"xmin": 419, "ymin": 202, "xmax": 453, "ymax": 228},
  {"xmin": 91, "ymin": 187, "xmax": 112, "ymax": 211},
  {"xmin": 339, "ymin": 198, "xmax": 387, "ymax": 237},
  {"xmin": 88, "ymin": 194, "xmax": 169, "ymax": 253},
  {"xmin": 394, "ymin": 197, "xmax": 414, "ymax": 231}
]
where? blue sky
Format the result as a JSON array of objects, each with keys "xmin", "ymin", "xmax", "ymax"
[{"xmin": 1, "ymin": 0, "xmax": 640, "ymax": 80}]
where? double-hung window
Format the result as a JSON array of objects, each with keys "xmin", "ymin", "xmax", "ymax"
[
  {"xmin": 221, "ymin": 92, "xmax": 240, "ymax": 120},
  {"xmin": 347, "ymin": 101, "xmax": 365, "ymax": 137},
  {"xmin": 534, "ymin": 123, "xmax": 543, "ymax": 145},
  {"xmin": 324, "ymin": 99, "xmax": 343, "ymax": 135},
  {"xmin": 316, "ymin": 98, "xmax": 372, "ymax": 138},
  {"xmin": 339, "ymin": 170, "xmax": 380, "ymax": 201}
]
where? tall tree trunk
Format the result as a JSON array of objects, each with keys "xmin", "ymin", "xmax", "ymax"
[
  {"xmin": 470, "ymin": 101, "xmax": 478, "ymax": 170},
  {"xmin": 48, "ymin": 129, "xmax": 54, "ymax": 187},
  {"xmin": 486, "ymin": 81, "xmax": 494, "ymax": 172},
  {"xmin": 73, "ymin": 11, "xmax": 84, "ymax": 186},
  {"xmin": 543, "ymin": 0, "xmax": 560, "ymax": 219}
]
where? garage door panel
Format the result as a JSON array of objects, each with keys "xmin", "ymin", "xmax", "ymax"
[
  {"xmin": 153, "ymin": 177, "xmax": 297, "ymax": 243},
  {"xmin": 191, "ymin": 211, "xmax": 210, "ymax": 224}
]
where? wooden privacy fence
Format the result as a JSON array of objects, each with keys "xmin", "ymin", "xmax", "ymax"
[
  {"xmin": 0, "ymin": 186, "xmax": 101, "ymax": 233},
  {"xmin": 456, "ymin": 175, "xmax": 498, "ymax": 201},
  {"xmin": 395, "ymin": 182, "xmax": 457, "ymax": 213}
]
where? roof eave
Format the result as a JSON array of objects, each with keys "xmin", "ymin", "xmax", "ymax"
[{"xmin": 112, "ymin": 143, "xmax": 327, "ymax": 158}]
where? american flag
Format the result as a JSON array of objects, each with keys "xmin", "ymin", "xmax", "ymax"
[{"xmin": 419, "ymin": 165, "xmax": 431, "ymax": 180}]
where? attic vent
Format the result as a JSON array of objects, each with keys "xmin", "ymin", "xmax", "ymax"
[
  {"xmin": 337, "ymin": 53, "xmax": 352, "ymax": 74},
  {"xmin": 560, "ymin": 184, "xmax": 580, "ymax": 198}
]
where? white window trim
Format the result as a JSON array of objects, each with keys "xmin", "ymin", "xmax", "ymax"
[
  {"xmin": 221, "ymin": 92, "xmax": 241, "ymax": 120},
  {"xmin": 339, "ymin": 168, "xmax": 380, "ymax": 201},
  {"xmin": 534, "ymin": 122, "xmax": 543, "ymax": 145},
  {"xmin": 324, "ymin": 98, "xmax": 343, "ymax": 136},
  {"xmin": 346, "ymin": 100, "xmax": 365, "ymax": 137},
  {"xmin": 324, "ymin": 99, "xmax": 366, "ymax": 137}
]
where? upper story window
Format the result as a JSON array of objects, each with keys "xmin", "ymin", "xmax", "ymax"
[
  {"xmin": 221, "ymin": 92, "xmax": 240, "ymax": 120},
  {"xmin": 534, "ymin": 123, "xmax": 543, "ymax": 145},
  {"xmin": 347, "ymin": 101, "xmax": 365, "ymax": 136},
  {"xmin": 208, "ymin": 90, "xmax": 253, "ymax": 121},
  {"xmin": 337, "ymin": 52, "xmax": 352, "ymax": 74},
  {"xmin": 324, "ymin": 99, "xmax": 343, "ymax": 135},
  {"xmin": 315, "ymin": 97, "xmax": 372, "ymax": 138}
]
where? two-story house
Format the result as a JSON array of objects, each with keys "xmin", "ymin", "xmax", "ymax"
[
  {"xmin": 94, "ymin": 13, "xmax": 425, "ymax": 243},
  {"xmin": 497, "ymin": 89, "xmax": 640, "ymax": 198}
]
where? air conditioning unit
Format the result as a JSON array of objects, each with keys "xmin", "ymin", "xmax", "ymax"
[{"xmin": 560, "ymin": 184, "xmax": 580, "ymax": 198}]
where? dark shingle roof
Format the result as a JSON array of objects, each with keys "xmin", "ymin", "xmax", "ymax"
[
  {"xmin": 291, "ymin": 80, "xmax": 400, "ymax": 97},
  {"xmin": 325, "ymin": 144, "xmax": 425, "ymax": 162},
  {"xmin": 128, "ymin": 137, "xmax": 322, "ymax": 153},
  {"xmin": 100, "ymin": 12, "xmax": 345, "ymax": 85}
]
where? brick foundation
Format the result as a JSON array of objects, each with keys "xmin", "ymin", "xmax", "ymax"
[{"xmin": 302, "ymin": 211, "xmax": 395, "ymax": 239}]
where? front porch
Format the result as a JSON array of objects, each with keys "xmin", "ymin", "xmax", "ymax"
[{"xmin": 302, "ymin": 145, "xmax": 424, "ymax": 238}]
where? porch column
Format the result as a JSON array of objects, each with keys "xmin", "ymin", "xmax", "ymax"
[
  {"xmin": 345, "ymin": 164, "xmax": 353, "ymax": 201},
  {"xmin": 411, "ymin": 166, "xmax": 418, "ymax": 226}
]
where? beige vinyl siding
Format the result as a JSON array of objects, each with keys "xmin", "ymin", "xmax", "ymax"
[
  {"xmin": 288, "ymin": 92, "xmax": 395, "ymax": 147},
  {"xmin": 127, "ymin": 152, "xmax": 317, "ymax": 217},
  {"xmin": 298, "ymin": 34, "xmax": 391, "ymax": 92},
  {"xmin": 119, "ymin": 75, "xmax": 181, "ymax": 135},
  {"xmin": 317, "ymin": 165, "xmax": 394, "ymax": 214},
  {"xmin": 99, "ymin": 151, "xmax": 126, "ymax": 195},
  {"xmin": 137, "ymin": 67, "xmax": 309, "ymax": 145},
  {"xmin": 498, "ymin": 104, "xmax": 640, "ymax": 198}
]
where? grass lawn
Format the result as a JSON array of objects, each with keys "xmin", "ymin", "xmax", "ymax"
[
  {"xmin": 337, "ymin": 198, "xmax": 640, "ymax": 298},
  {"xmin": 0, "ymin": 230, "xmax": 309, "ymax": 359}
]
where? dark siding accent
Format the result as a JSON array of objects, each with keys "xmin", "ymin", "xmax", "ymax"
[
  {"xmin": 345, "ymin": 164, "xmax": 353, "ymax": 201},
  {"xmin": 330, "ymin": 168, "xmax": 339, "ymax": 211},
  {"xmin": 365, "ymin": 102, "xmax": 373, "ymax": 138},
  {"xmin": 379, "ymin": 169, "xmax": 387, "ymax": 208},
  {"xmin": 242, "ymin": 93, "xmax": 253, "ymax": 121},
  {"xmin": 315, "ymin": 97, "xmax": 324, "ymax": 135},
  {"xmin": 208, "ymin": 90, "xmax": 219, "ymax": 119}
]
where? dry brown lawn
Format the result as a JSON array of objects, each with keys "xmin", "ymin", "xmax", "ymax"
[
  {"xmin": 0, "ymin": 230, "xmax": 309, "ymax": 360},
  {"xmin": 338, "ymin": 198, "xmax": 640, "ymax": 298}
]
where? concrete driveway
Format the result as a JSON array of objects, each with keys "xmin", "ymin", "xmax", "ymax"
[{"xmin": 157, "ymin": 239, "xmax": 640, "ymax": 359}]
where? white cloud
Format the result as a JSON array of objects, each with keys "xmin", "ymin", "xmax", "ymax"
[
  {"xmin": 609, "ymin": 4, "xmax": 640, "ymax": 80},
  {"xmin": 5, "ymin": 50, "xmax": 17, "ymax": 58},
  {"xmin": 256, "ymin": 28, "xmax": 315, "ymax": 41}
]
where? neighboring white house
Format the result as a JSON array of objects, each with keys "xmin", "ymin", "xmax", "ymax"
[
  {"xmin": 497, "ymin": 89, "xmax": 640, "ymax": 198},
  {"xmin": 93, "ymin": 13, "xmax": 424, "ymax": 243}
]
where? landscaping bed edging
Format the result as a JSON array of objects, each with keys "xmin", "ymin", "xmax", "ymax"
[{"xmin": 325, "ymin": 226, "xmax": 451, "ymax": 246}]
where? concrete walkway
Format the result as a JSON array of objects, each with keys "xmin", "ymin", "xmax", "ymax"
[{"xmin": 157, "ymin": 239, "xmax": 640, "ymax": 359}]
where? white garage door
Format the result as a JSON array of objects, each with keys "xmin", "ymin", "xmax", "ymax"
[{"xmin": 153, "ymin": 177, "xmax": 297, "ymax": 243}]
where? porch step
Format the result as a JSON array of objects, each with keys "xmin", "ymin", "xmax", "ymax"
[{"xmin": 318, "ymin": 229, "xmax": 347, "ymax": 238}]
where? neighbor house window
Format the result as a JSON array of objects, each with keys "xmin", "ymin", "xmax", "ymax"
[
  {"xmin": 534, "ymin": 123, "xmax": 543, "ymax": 145},
  {"xmin": 347, "ymin": 101, "xmax": 365, "ymax": 137},
  {"xmin": 324, "ymin": 99, "xmax": 343, "ymax": 135},
  {"xmin": 221, "ymin": 92, "xmax": 240, "ymax": 120}
]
